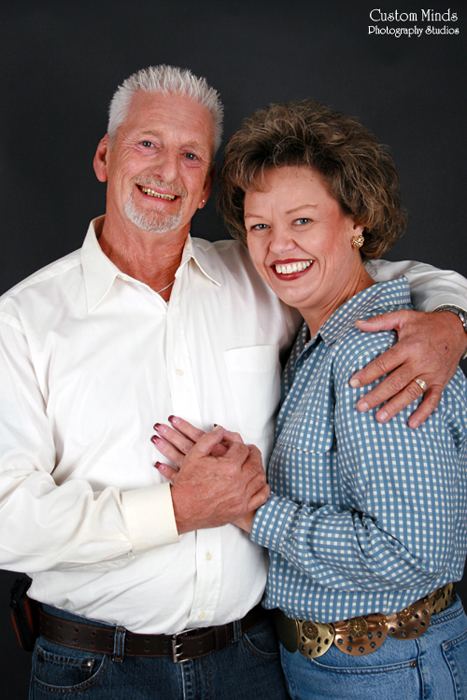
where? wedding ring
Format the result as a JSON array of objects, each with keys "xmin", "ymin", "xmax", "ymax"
[{"xmin": 413, "ymin": 377, "xmax": 428, "ymax": 392}]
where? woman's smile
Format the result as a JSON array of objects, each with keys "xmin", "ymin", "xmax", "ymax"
[{"xmin": 271, "ymin": 259, "xmax": 314, "ymax": 279}]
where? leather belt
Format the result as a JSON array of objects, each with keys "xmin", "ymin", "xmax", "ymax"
[
  {"xmin": 38, "ymin": 604, "xmax": 266, "ymax": 662},
  {"xmin": 275, "ymin": 583, "xmax": 455, "ymax": 659}
]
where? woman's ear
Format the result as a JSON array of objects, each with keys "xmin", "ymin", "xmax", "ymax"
[{"xmin": 351, "ymin": 220, "xmax": 364, "ymax": 236}]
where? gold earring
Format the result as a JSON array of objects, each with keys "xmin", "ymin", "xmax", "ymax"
[{"xmin": 351, "ymin": 235, "xmax": 364, "ymax": 249}]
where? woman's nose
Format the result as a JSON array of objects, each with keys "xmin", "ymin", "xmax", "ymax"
[{"xmin": 269, "ymin": 227, "xmax": 296, "ymax": 254}]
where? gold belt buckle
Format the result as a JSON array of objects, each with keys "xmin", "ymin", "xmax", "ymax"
[
  {"xmin": 297, "ymin": 620, "xmax": 335, "ymax": 659},
  {"xmin": 273, "ymin": 611, "xmax": 334, "ymax": 659},
  {"xmin": 333, "ymin": 614, "xmax": 388, "ymax": 655}
]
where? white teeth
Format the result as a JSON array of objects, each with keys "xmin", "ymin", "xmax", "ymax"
[
  {"xmin": 140, "ymin": 187, "xmax": 176, "ymax": 200},
  {"xmin": 275, "ymin": 260, "xmax": 313, "ymax": 275}
]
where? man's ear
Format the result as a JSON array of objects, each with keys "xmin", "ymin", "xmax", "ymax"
[
  {"xmin": 198, "ymin": 163, "xmax": 216, "ymax": 209},
  {"xmin": 93, "ymin": 135, "xmax": 110, "ymax": 183}
]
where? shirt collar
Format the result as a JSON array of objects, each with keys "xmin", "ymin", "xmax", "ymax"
[
  {"xmin": 176, "ymin": 236, "xmax": 222, "ymax": 287},
  {"xmin": 294, "ymin": 276, "xmax": 411, "ymax": 357},
  {"xmin": 81, "ymin": 217, "xmax": 221, "ymax": 313},
  {"xmin": 318, "ymin": 276, "xmax": 411, "ymax": 347}
]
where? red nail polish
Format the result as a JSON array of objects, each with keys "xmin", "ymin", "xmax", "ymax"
[{"xmin": 168, "ymin": 415, "xmax": 180, "ymax": 425}]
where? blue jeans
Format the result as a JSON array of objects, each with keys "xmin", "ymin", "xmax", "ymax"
[
  {"xmin": 29, "ymin": 606, "xmax": 289, "ymax": 699},
  {"xmin": 280, "ymin": 597, "xmax": 467, "ymax": 700}
]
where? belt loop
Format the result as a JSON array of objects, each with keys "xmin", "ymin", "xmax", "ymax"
[
  {"xmin": 232, "ymin": 619, "xmax": 242, "ymax": 643},
  {"xmin": 112, "ymin": 626, "xmax": 126, "ymax": 662}
]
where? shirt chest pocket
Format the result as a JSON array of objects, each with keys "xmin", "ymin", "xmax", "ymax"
[
  {"xmin": 223, "ymin": 345, "xmax": 281, "ymax": 442},
  {"xmin": 276, "ymin": 414, "xmax": 335, "ymax": 455}
]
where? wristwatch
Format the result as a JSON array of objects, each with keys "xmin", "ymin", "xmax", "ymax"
[{"xmin": 435, "ymin": 305, "xmax": 467, "ymax": 334}]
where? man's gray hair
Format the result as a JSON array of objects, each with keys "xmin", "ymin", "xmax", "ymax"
[{"xmin": 107, "ymin": 65, "xmax": 223, "ymax": 156}]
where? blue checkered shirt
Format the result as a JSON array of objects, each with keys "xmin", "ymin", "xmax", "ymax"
[{"xmin": 251, "ymin": 277, "xmax": 467, "ymax": 622}]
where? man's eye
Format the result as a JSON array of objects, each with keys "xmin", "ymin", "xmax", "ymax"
[
  {"xmin": 141, "ymin": 141, "xmax": 153, "ymax": 148},
  {"xmin": 295, "ymin": 218, "xmax": 310, "ymax": 225}
]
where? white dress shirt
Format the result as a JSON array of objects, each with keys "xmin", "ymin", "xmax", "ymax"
[{"xmin": 0, "ymin": 216, "xmax": 466, "ymax": 634}]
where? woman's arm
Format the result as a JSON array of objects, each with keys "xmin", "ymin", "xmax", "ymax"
[{"xmin": 252, "ymin": 340, "xmax": 467, "ymax": 594}]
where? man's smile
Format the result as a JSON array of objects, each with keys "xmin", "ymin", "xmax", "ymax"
[{"xmin": 138, "ymin": 186, "xmax": 178, "ymax": 201}]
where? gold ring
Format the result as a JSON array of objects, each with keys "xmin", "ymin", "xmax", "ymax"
[{"xmin": 414, "ymin": 377, "xmax": 428, "ymax": 392}]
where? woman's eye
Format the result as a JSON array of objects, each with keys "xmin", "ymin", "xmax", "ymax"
[
  {"xmin": 184, "ymin": 152, "xmax": 198, "ymax": 161},
  {"xmin": 141, "ymin": 141, "xmax": 153, "ymax": 148},
  {"xmin": 295, "ymin": 218, "xmax": 310, "ymax": 225},
  {"xmin": 251, "ymin": 223, "xmax": 269, "ymax": 231}
]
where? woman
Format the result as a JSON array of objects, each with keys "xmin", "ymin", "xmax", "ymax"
[{"xmin": 154, "ymin": 100, "xmax": 467, "ymax": 699}]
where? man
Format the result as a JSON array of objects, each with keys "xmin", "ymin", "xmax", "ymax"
[{"xmin": 1, "ymin": 65, "xmax": 466, "ymax": 699}]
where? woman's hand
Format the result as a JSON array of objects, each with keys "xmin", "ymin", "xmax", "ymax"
[
  {"xmin": 351, "ymin": 309, "xmax": 467, "ymax": 428},
  {"xmin": 151, "ymin": 417, "xmax": 266, "ymax": 533},
  {"xmin": 151, "ymin": 415, "xmax": 238, "ymax": 468}
]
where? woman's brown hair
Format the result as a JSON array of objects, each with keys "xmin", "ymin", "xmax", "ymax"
[{"xmin": 218, "ymin": 99, "xmax": 407, "ymax": 260}]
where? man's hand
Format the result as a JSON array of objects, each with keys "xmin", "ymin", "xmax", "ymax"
[
  {"xmin": 151, "ymin": 421, "xmax": 269, "ymax": 534},
  {"xmin": 350, "ymin": 309, "xmax": 467, "ymax": 429}
]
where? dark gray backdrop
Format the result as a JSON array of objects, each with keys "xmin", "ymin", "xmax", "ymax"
[{"xmin": 1, "ymin": 1, "xmax": 466, "ymax": 696}]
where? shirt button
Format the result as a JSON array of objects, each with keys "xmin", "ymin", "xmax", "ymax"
[
  {"xmin": 198, "ymin": 611, "xmax": 206, "ymax": 619},
  {"xmin": 175, "ymin": 369, "xmax": 184, "ymax": 376},
  {"xmin": 206, "ymin": 552, "xmax": 212, "ymax": 561}
]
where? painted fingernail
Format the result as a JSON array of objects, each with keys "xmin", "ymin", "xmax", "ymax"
[
  {"xmin": 349, "ymin": 378, "xmax": 360, "ymax": 387},
  {"xmin": 155, "ymin": 461, "xmax": 166, "ymax": 473},
  {"xmin": 154, "ymin": 423, "xmax": 167, "ymax": 435},
  {"xmin": 376, "ymin": 410, "xmax": 389, "ymax": 422},
  {"xmin": 168, "ymin": 415, "xmax": 180, "ymax": 425},
  {"xmin": 357, "ymin": 400, "xmax": 369, "ymax": 412},
  {"xmin": 152, "ymin": 436, "xmax": 164, "ymax": 447}
]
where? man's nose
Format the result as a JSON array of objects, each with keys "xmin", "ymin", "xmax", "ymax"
[{"xmin": 152, "ymin": 149, "xmax": 180, "ymax": 185}]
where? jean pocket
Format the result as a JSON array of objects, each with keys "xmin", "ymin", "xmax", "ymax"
[
  {"xmin": 242, "ymin": 618, "xmax": 281, "ymax": 660},
  {"xmin": 442, "ymin": 628, "xmax": 467, "ymax": 699},
  {"xmin": 32, "ymin": 639, "xmax": 110, "ymax": 694}
]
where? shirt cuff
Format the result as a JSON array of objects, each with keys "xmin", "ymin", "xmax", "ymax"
[
  {"xmin": 121, "ymin": 483, "xmax": 179, "ymax": 553},
  {"xmin": 425, "ymin": 295, "xmax": 467, "ymax": 313},
  {"xmin": 250, "ymin": 493, "xmax": 296, "ymax": 553}
]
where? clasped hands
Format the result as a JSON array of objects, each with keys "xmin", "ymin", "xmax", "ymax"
[
  {"xmin": 151, "ymin": 419, "xmax": 265, "ymax": 534},
  {"xmin": 151, "ymin": 308, "xmax": 467, "ymax": 534}
]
